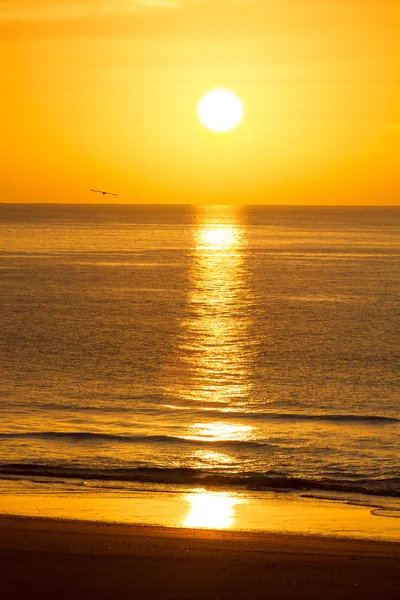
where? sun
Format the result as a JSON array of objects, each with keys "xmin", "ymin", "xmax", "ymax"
[{"xmin": 197, "ymin": 89, "xmax": 244, "ymax": 133}]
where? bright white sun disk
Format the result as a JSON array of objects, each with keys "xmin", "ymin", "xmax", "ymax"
[{"xmin": 197, "ymin": 89, "xmax": 243, "ymax": 133}]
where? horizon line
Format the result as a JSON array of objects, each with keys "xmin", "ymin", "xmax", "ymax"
[{"xmin": 1, "ymin": 203, "xmax": 399, "ymax": 209}]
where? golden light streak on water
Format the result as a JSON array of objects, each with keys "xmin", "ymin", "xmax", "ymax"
[
  {"xmin": 158, "ymin": 205, "xmax": 259, "ymax": 471},
  {"xmin": 183, "ymin": 489, "xmax": 243, "ymax": 529},
  {"xmin": 183, "ymin": 422, "xmax": 254, "ymax": 442},
  {"xmin": 176, "ymin": 205, "xmax": 253, "ymax": 408},
  {"xmin": 191, "ymin": 450, "xmax": 234, "ymax": 468},
  {"xmin": 197, "ymin": 225, "xmax": 239, "ymax": 250}
]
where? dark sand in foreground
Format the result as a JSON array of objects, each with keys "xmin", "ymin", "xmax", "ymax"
[{"xmin": 1, "ymin": 517, "xmax": 398, "ymax": 599}]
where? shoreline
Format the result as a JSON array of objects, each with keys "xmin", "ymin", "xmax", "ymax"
[
  {"xmin": 0, "ymin": 480, "xmax": 399, "ymax": 542},
  {"xmin": 2, "ymin": 513, "xmax": 400, "ymax": 550},
  {"xmin": 1, "ymin": 515, "xmax": 399, "ymax": 599}
]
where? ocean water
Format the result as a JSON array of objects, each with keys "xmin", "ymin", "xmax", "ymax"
[{"xmin": 0, "ymin": 204, "xmax": 399, "ymax": 509}]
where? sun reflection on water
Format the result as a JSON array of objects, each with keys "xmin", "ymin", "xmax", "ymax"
[
  {"xmin": 184, "ymin": 421, "xmax": 254, "ymax": 442},
  {"xmin": 192, "ymin": 449, "xmax": 234, "ymax": 468},
  {"xmin": 197, "ymin": 225, "xmax": 239, "ymax": 250},
  {"xmin": 176, "ymin": 205, "xmax": 253, "ymax": 407},
  {"xmin": 159, "ymin": 205, "xmax": 259, "ymax": 472},
  {"xmin": 183, "ymin": 489, "xmax": 243, "ymax": 529}
]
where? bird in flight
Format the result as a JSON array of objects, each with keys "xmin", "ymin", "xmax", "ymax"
[{"xmin": 90, "ymin": 189, "xmax": 118, "ymax": 196}]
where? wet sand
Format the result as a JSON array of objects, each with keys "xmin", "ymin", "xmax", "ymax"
[{"xmin": 0, "ymin": 516, "xmax": 399, "ymax": 599}]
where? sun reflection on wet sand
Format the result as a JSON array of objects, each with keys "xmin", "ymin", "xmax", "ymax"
[
  {"xmin": 183, "ymin": 489, "xmax": 244, "ymax": 529},
  {"xmin": 1, "ymin": 482, "xmax": 398, "ymax": 540}
]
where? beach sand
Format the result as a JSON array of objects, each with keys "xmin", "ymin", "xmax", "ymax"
[{"xmin": 0, "ymin": 516, "xmax": 399, "ymax": 599}]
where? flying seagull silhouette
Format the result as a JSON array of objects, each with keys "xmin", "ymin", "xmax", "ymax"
[{"xmin": 90, "ymin": 189, "xmax": 118, "ymax": 196}]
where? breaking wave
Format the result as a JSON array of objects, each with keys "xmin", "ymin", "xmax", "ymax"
[{"xmin": 0, "ymin": 463, "xmax": 399, "ymax": 498}]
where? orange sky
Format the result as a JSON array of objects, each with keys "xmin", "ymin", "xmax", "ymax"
[{"xmin": 1, "ymin": 1, "xmax": 399, "ymax": 204}]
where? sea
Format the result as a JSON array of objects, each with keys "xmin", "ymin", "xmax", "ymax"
[{"xmin": 0, "ymin": 204, "xmax": 399, "ymax": 519}]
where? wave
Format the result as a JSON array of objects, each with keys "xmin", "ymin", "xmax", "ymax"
[
  {"xmin": 0, "ymin": 431, "xmax": 265, "ymax": 449},
  {"xmin": 0, "ymin": 463, "xmax": 399, "ymax": 498},
  {"xmin": 371, "ymin": 509, "xmax": 400, "ymax": 519},
  {"xmin": 205, "ymin": 412, "xmax": 400, "ymax": 424},
  {"xmin": 5, "ymin": 401, "xmax": 398, "ymax": 425}
]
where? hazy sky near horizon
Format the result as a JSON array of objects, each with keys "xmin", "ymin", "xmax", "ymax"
[{"xmin": 1, "ymin": 0, "xmax": 399, "ymax": 204}]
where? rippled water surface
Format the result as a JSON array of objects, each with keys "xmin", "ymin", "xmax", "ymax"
[{"xmin": 0, "ymin": 204, "xmax": 399, "ymax": 501}]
